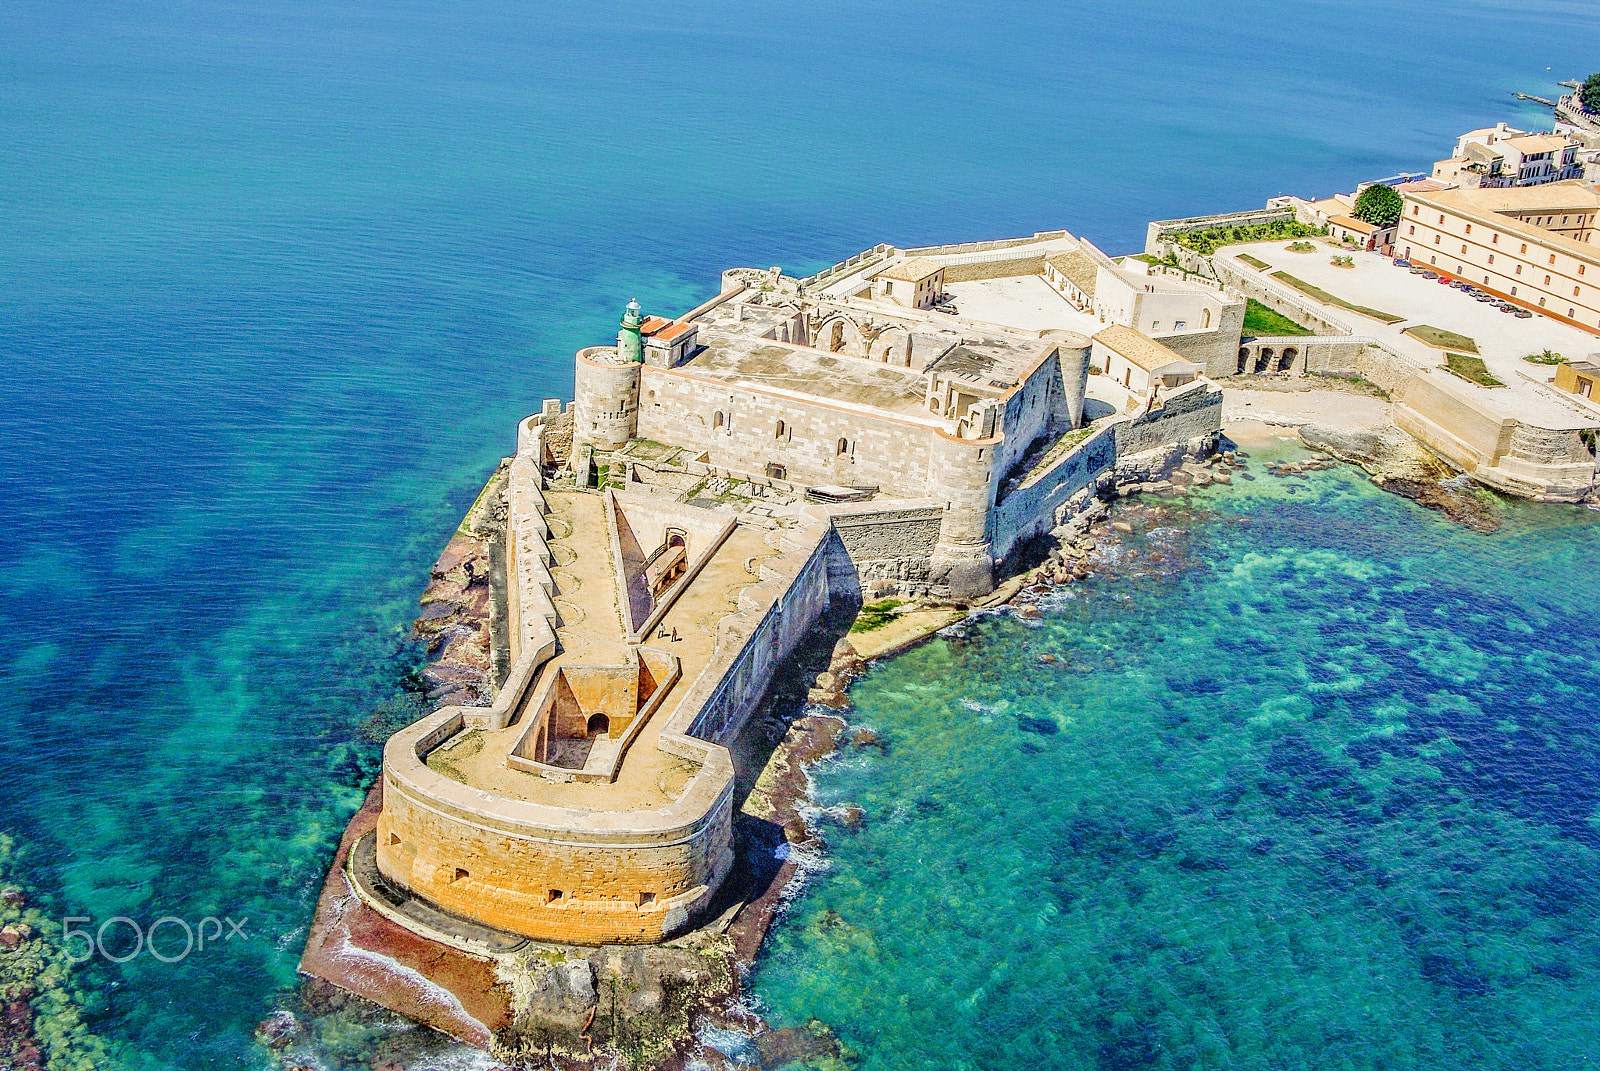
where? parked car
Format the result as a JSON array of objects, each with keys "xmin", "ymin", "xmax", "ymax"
[
  {"xmin": 1498, "ymin": 304, "xmax": 1517, "ymax": 313},
  {"xmin": 1420, "ymin": 270, "xmax": 1438, "ymax": 279},
  {"xmin": 1394, "ymin": 258, "xmax": 1412, "ymax": 267},
  {"xmin": 934, "ymin": 302, "xmax": 958, "ymax": 315},
  {"xmin": 1475, "ymin": 293, "xmax": 1497, "ymax": 302},
  {"xmin": 1438, "ymin": 275, "xmax": 1454, "ymax": 284},
  {"xmin": 1514, "ymin": 309, "xmax": 1533, "ymax": 317}
]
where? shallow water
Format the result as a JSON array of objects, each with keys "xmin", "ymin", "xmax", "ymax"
[
  {"xmin": 1, "ymin": 0, "xmax": 1597, "ymax": 1066},
  {"xmin": 753, "ymin": 457, "xmax": 1600, "ymax": 1070}
]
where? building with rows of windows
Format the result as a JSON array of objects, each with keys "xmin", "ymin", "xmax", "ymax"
[{"xmin": 1399, "ymin": 180, "xmax": 1600, "ymax": 333}]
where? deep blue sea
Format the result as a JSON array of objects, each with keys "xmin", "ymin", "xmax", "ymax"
[{"xmin": 1, "ymin": 1, "xmax": 1597, "ymax": 1068}]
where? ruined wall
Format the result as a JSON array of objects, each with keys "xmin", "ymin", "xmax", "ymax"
[{"xmin": 637, "ymin": 366, "xmax": 937, "ymax": 497}]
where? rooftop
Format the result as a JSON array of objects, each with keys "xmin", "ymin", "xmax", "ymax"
[
  {"xmin": 1328, "ymin": 214, "xmax": 1379, "ymax": 234},
  {"xmin": 878, "ymin": 256, "xmax": 945, "ymax": 283},
  {"xmin": 1093, "ymin": 324, "xmax": 1196, "ymax": 372},
  {"xmin": 681, "ymin": 328, "xmax": 939, "ymax": 419}
]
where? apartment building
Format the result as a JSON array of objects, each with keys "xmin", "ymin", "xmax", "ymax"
[
  {"xmin": 1400, "ymin": 181, "xmax": 1600, "ymax": 332},
  {"xmin": 1431, "ymin": 122, "xmax": 1584, "ymax": 189}
]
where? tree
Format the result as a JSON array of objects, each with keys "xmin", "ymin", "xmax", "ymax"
[
  {"xmin": 1582, "ymin": 72, "xmax": 1600, "ymax": 115},
  {"xmin": 1353, "ymin": 183, "xmax": 1403, "ymax": 228}
]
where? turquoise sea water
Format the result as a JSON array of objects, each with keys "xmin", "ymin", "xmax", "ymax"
[
  {"xmin": 753, "ymin": 460, "xmax": 1600, "ymax": 1070},
  {"xmin": 1, "ymin": 0, "xmax": 1598, "ymax": 1067}
]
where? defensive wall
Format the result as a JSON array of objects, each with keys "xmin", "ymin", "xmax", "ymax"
[{"xmin": 367, "ymin": 412, "xmax": 850, "ymax": 947}]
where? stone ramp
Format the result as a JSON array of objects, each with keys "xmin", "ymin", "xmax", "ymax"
[{"xmin": 296, "ymin": 782, "xmax": 515, "ymax": 1050}]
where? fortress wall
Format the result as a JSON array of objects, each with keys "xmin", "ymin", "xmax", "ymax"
[
  {"xmin": 376, "ymin": 766, "xmax": 733, "ymax": 945},
  {"xmin": 1393, "ymin": 371, "xmax": 1517, "ymax": 471},
  {"xmin": 1159, "ymin": 323, "xmax": 1246, "ymax": 379},
  {"xmin": 637, "ymin": 367, "xmax": 936, "ymax": 498},
  {"xmin": 1144, "ymin": 207, "xmax": 1295, "ymax": 255},
  {"xmin": 992, "ymin": 425, "xmax": 1118, "ymax": 562},
  {"xmin": 829, "ymin": 506, "xmax": 943, "ymax": 563},
  {"xmin": 684, "ymin": 527, "xmax": 841, "ymax": 744},
  {"xmin": 1113, "ymin": 379, "xmax": 1225, "ymax": 458}
]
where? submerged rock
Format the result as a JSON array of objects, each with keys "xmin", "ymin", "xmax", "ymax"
[{"xmin": 1300, "ymin": 423, "xmax": 1502, "ymax": 532}]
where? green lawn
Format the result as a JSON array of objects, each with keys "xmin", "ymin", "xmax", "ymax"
[
  {"xmin": 1443, "ymin": 352, "xmax": 1503, "ymax": 387},
  {"xmin": 1237, "ymin": 254, "xmax": 1269, "ymax": 270},
  {"xmin": 1242, "ymin": 299, "xmax": 1314, "ymax": 337},
  {"xmin": 1405, "ymin": 325, "xmax": 1479, "ymax": 353},
  {"xmin": 1268, "ymin": 271, "xmax": 1406, "ymax": 324}
]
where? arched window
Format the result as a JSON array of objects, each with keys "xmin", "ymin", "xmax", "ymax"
[
  {"xmin": 774, "ymin": 420, "xmax": 785, "ymax": 439},
  {"xmin": 836, "ymin": 438, "xmax": 849, "ymax": 456},
  {"xmin": 1201, "ymin": 308, "xmax": 1211, "ymax": 328},
  {"xmin": 712, "ymin": 411, "xmax": 725, "ymax": 430}
]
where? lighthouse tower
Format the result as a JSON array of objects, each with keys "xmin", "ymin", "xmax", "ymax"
[{"xmin": 571, "ymin": 299, "xmax": 646, "ymax": 456}]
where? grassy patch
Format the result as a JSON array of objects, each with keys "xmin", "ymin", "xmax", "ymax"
[
  {"xmin": 1443, "ymin": 352, "xmax": 1503, "ymax": 387},
  {"xmin": 1523, "ymin": 349, "xmax": 1566, "ymax": 365},
  {"xmin": 851, "ymin": 598, "xmax": 905, "ymax": 633},
  {"xmin": 1237, "ymin": 254, "xmax": 1269, "ymax": 270},
  {"xmin": 1269, "ymin": 271, "xmax": 1406, "ymax": 324},
  {"xmin": 1243, "ymin": 299, "xmax": 1314, "ymax": 337},
  {"xmin": 1405, "ymin": 325, "xmax": 1479, "ymax": 353}
]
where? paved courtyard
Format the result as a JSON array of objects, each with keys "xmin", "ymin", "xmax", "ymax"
[{"xmin": 944, "ymin": 274, "xmax": 1101, "ymax": 335}]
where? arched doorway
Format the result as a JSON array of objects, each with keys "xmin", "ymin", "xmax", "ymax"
[
  {"xmin": 1254, "ymin": 347, "xmax": 1274, "ymax": 373},
  {"xmin": 829, "ymin": 321, "xmax": 845, "ymax": 353},
  {"xmin": 1237, "ymin": 347, "xmax": 1249, "ymax": 374},
  {"xmin": 586, "ymin": 713, "xmax": 609, "ymax": 737},
  {"xmin": 665, "ymin": 528, "xmax": 686, "ymax": 549},
  {"xmin": 1279, "ymin": 347, "xmax": 1298, "ymax": 372}
]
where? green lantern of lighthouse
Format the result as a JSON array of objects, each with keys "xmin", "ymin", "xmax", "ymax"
[{"xmin": 617, "ymin": 298, "xmax": 644, "ymax": 363}]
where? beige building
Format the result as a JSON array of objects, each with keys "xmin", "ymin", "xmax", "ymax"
[
  {"xmin": 874, "ymin": 256, "xmax": 945, "ymax": 309},
  {"xmin": 1400, "ymin": 181, "xmax": 1600, "ymax": 332},
  {"xmin": 1092, "ymin": 324, "xmax": 1201, "ymax": 400},
  {"xmin": 1555, "ymin": 359, "xmax": 1600, "ymax": 400},
  {"xmin": 1327, "ymin": 213, "xmax": 1396, "ymax": 252}
]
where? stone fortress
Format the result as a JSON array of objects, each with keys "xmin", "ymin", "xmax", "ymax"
[{"xmin": 350, "ymin": 228, "xmax": 1229, "ymax": 950}]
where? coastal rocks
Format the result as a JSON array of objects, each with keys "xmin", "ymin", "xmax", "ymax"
[
  {"xmin": 414, "ymin": 464, "xmax": 510, "ymax": 707},
  {"xmin": 804, "ymin": 639, "xmax": 866, "ymax": 711},
  {"xmin": 493, "ymin": 943, "xmax": 737, "ymax": 1069},
  {"xmin": 0, "ymin": 836, "xmax": 112, "ymax": 1071},
  {"xmin": 1299, "ymin": 423, "xmax": 1502, "ymax": 532}
]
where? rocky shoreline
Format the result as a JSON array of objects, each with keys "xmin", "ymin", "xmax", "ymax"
[{"xmin": 0, "ymin": 836, "xmax": 112, "ymax": 1071}]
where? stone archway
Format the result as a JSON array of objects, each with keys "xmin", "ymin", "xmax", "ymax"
[
  {"xmin": 1278, "ymin": 347, "xmax": 1298, "ymax": 372},
  {"xmin": 1254, "ymin": 347, "xmax": 1274, "ymax": 373},
  {"xmin": 829, "ymin": 320, "xmax": 845, "ymax": 353},
  {"xmin": 586, "ymin": 713, "xmax": 609, "ymax": 738}
]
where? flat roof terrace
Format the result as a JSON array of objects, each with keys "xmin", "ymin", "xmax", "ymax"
[
  {"xmin": 423, "ymin": 489, "xmax": 780, "ymax": 813},
  {"xmin": 679, "ymin": 329, "xmax": 938, "ymax": 421}
]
